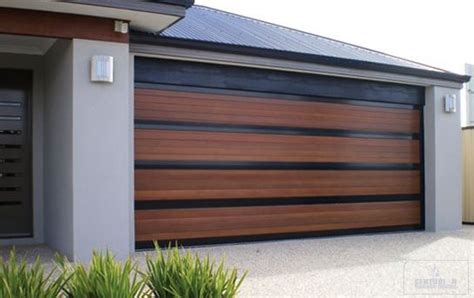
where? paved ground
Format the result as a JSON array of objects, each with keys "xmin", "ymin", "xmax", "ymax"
[{"xmin": 3, "ymin": 227, "xmax": 474, "ymax": 296}]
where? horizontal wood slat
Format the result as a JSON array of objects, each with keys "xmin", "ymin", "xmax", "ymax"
[
  {"xmin": 135, "ymin": 201, "xmax": 421, "ymax": 241},
  {"xmin": 135, "ymin": 129, "xmax": 420, "ymax": 164},
  {"xmin": 135, "ymin": 170, "xmax": 420, "ymax": 201},
  {"xmin": 135, "ymin": 89, "xmax": 420, "ymax": 134}
]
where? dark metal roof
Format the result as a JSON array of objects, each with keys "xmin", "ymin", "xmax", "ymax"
[
  {"xmin": 153, "ymin": 0, "xmax": 194, "ymax": 8},
  {"xmin": 132, "ymin": 5, "xmax": 470, "ymax": 83},
  {"xmin": 62, "ymin": 0, "xmax": 194, "ymax": 15}
]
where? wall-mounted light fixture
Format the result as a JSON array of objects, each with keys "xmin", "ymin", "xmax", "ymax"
[
  {"xmin": 444, "ymin": 94, "xmax": 457, "ymax": 113},
  {"xmin": 91, "ymin": 55, "xmax": 114, "ymax": 83},
  {"xmin": 114, "ymin": 20, "xmax": 129, "ymax": 34}
]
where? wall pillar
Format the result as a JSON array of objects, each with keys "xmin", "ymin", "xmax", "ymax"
[
  {"xmin": 71, "ymin": 39, "xmax": 132, "ymax": 261},
  {"xmin": 44, "ymin": 39, "xmax": 132, "ymax": 261},
  {"xmin": 424, "ymin": 86, "xmax": 462, "ymax": 231}
]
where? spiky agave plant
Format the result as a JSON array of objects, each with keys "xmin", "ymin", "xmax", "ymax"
[
  {"xmin": 0, "ymin": 249, "xmax": 69, "ymax": 298},
  {"xmin": 58, "ymin": 251, "xmax": 146, "ymax": 298},
  {"xmin": 145, "ymin": 244, "xmax": 246, "ymax": 298}
]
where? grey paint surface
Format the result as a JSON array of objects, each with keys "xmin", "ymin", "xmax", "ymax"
[
  {"xmin": 0, "ymin": 39, "xmax": 132, "ymax": 260},
  {"xmin": 129, "ymin": 54, "xmax": 135, "ymax": 252},
  {"xmin": 425, "ymin": 86, "xmax": 463, "ymax": 231},
  {"xmin": 44, "ymin": 40, "xmax": 75, "ymax": 259},
  {"xmin": 0, "ymin": 53, "xmax": 45, "ymax": 246},
  {"xmin": 71, "ymin": 39, "xmax": 132, "ymax": 261},
  {"xmin": 465, "ymin": 64, "xmax": 474, "ymax": 126}
]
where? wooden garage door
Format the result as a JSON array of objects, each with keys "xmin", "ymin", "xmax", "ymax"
[{"xmin": 134, "ymin": 58, "xmax": 424, "ymax": 248}]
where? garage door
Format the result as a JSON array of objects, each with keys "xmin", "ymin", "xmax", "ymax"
[{"xmin": 134, "ymin": 58, "xmax": 424, "ymax": 248}]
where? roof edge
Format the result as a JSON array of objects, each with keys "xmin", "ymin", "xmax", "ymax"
[
  {"xmin": 154, "ymin": 0, "xmax": 194, "ymax": 9},
  {"xmin": 131, "ymin": 32, "xmax": 470, "ymax": 84},
  {"xmin": 60, "ymin": 0, "xmax": 187, "ymax": 17}
]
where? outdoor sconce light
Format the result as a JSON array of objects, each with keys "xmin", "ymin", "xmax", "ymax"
[
  {"xmin": 114, "ymin": 20, "xmax": 129, "ymax": 34},
  {"xmin": 91, "ymin": 55, "xmax": 114, "ymax": 83},
  {"xmin": 444, "ymin": 94, "xmax": 457, "ymax": 113}
]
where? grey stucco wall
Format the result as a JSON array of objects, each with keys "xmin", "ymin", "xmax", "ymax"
[
  {"xmin": 44, "ymin": 39, "xmax": 74, "ymax": 259},
  {"xmin": 71, "ymin": 39, "xmax": 131, "ymax": 261},
  {"xmin": 21, "ymin": 38, "xmax": 131, "ymax": 261},
  {"xmin": 0, "ymin": 53, "xmax": 45, "ymax": 246},
  {"xmin": 425, "ymin": 86, "xmax": 463, "ymax": 231},
  {"xmin": 128, "ymin": 54, "xmax": 135, "ymax": 252}
]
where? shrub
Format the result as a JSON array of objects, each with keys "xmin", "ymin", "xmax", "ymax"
[
  {"xmin": 0, "ymin": 246, "xmax": 247, "ymax": 298},
  {"xmin": 58, "ymin": 251, "xmax": 145, "ymax": 298},
  {"xmin": 145, "ymin": 245, "xmax": 246, "ymax": 298},
  {"xmin": 0, "ymin": 249, "xmax": 68, "ymax": 298}
]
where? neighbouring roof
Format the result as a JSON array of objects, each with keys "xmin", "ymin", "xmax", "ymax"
[{"xmin": 132, "ymin": 5, "xmax": 470, "ymax": 83}]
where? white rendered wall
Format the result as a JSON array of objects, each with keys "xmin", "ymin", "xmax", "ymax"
[
  {"xmin": 71, "ymin": 39, "xmax": 132, "ymax": 261},
  {"xmin": 44, "ymin": 40, "xmax": 75, "ymax": 259},
  {"xmin": 425, "ymin": 86, "xmax": 463, "ymax": 231}
]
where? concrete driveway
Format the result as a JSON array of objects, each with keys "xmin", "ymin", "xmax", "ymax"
[{"xmin": 3, "ymin": 226, "xmax": 474, "ymax": 297}]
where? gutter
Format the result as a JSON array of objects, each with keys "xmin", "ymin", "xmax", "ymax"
[
  {"xmin": 61, "ymin": 0, "xmax": 188, "ymax": 17},
  {"xmin": 153, "ymin": 0, "xmax": 195, "ymax": 9},
  {"xmin": 131, "ymin": 31, "xmax": 471, "ymax": 84}
]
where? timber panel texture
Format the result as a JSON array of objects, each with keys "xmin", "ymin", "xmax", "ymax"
[
  {"xmin": 134, "ymin": 58, "xmax": 424, "ymax": 247},
  {"xmin": 463, "ymin": 128, "xmax": 474, "ymax": 223}
]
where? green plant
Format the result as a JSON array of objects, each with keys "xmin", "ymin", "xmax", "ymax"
[
  {"xmin": 58, "ymin": 251, "xmax": 145, "ymax": 298},
  {"xmin": 0, "ymin": 249, "xmax": 69, "ymax": 298},
  {"xmin": 145, "ymin": 245, "xmax": 246, "ymax": 298}
]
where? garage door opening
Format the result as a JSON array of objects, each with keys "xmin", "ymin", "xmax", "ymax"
[{"xmin": 133, "ymin": 58, "xmax": 425, "ymax": 249}]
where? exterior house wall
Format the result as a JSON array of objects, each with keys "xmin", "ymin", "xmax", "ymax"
[
  {"xmin": 0, "ymin": 38, "xmax": 132, "ymax": 260},
  {"xmin": 128, "ymin": 54, "xmax": 135, "ymax": 252},
  {"xmin": 0, "ymin": 53, "xmax": 45, "ymax": 246},
  {"xmin": 44, "ymin": 39, "xmax": 75, "ymax": 259},
  {"xmin": 425, "ymin": 86, "xmax": 463, "ymax": 231},
  {"xmin": 43, "ymin": 39, "xmax": 132, "ymax": 261},
  {"xmin": 71, "ymin": 39, "xmax": 132, "ymax": 261},
  {"xmin": 0, "ymin": 35, "xmax": 464, "ymax": 258}
]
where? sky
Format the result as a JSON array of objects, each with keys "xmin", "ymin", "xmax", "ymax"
[
  {"xmin": 196, "ymin": 0, "xmax": 473, "ymax": 73},
  {"xmin": 196, "ymin": 0, "xmax": 474, "ymax": 123}
]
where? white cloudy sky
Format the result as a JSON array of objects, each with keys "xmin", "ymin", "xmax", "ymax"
[
  {"xmin": 196, "ymin": 0, "xmax": 474, "ymax": 123},
  {"xmin": 196, "ymin": 0, "xmax": 472, "ymax": 74}
]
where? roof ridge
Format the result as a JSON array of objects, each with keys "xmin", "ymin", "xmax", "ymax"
[{"xmin": 192, "ymin": 5, "xmax": 447, "ymax": 73}]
